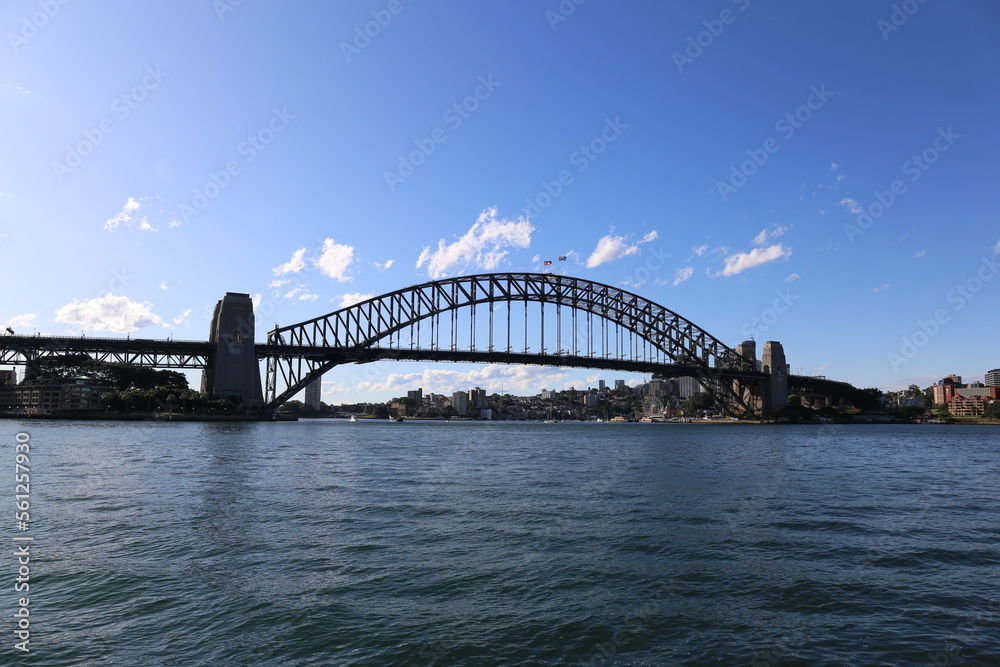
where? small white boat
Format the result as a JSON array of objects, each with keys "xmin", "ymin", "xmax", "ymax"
[{"xmin": 349, "ymin": 415, "xmax": 357, "ymax": 422}]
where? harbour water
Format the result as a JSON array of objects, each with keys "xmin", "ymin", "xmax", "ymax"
[{"xmin": 3, "ymin": 420, "xmax": 999, "ymax": 665}]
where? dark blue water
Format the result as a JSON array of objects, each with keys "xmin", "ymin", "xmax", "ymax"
[{"xmin": 3, "ymin": 421, "xmax": 999, "ymax": 665}]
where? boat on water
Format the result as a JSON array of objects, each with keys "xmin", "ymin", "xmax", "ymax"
[
  {"xmin": 349, "ymin": 415, "xmax": 357, "ymax": 422},
  {"xmin": 390, "ymin": 416, "xmax": 404, "ymax": 422}
]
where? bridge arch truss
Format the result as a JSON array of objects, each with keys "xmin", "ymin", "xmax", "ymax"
[{"xmin": 264, "ymin": 273, "xmax": 758, "ymax": 413}]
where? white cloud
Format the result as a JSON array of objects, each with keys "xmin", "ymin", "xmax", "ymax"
[
  {"xmin": 158, "ymin": 280, "xmax": 169, "ymax": 291},
  {"xmin": 785, "ymin": 273, "xmax": 800, "ymax": 283},
  {"xmin": 168, "ymin": 219, "xmax": 184, "ymax": 229},
  {"xmin": 356, "ymin": 363, "xmax": 570, "ymax": 395},
  {"xmin": 752, "ymin": 226, "xmax": 788, "ymax": 246},
  {"xmin": 373, "ymin": 259, "xmax": 394, "ymax": 271},
  {"xmin": 830, "ymin": 162, "xmax": 839, "ymax": 171},
  {"xmin": 719, "ymin": 244, "xmax": 791, "ymax": 277},
  {"xmin": 273, "ymin": 248, "xmax": 307, "ymax": 276},
  {"xmin": 337, "ymin": 292, "xmax": 374, "ymax": 308},
  {"xmin": 585, "ymin": 233, "xmax": 640, "ymax": 268},
  {"xmin": 839, "ymin": 198, "xmax": 862, "ymax": 215},
  {"xmin": 5, "ymin": 313, "xmax": 36, "ymax": 330},
  {"xmin": 993, "ymin": 240, "xmax": 1000, "ymax": 255},
  {"xmin": 639, "ymin": 230, "xmax": 658, "ymax": 244},
  {"xmin": 417, "ymin": 207, "xmax": 534, "ymax": 279},
  {"xmin": 315, "ymin": 238, "xmax": 355, "ymax": 281},
  {"xmin": 915, "ymin": 249, "xmax": 926, "ymax": 258},
  {"xmin": 284, "ymin": 286, "xmax": 318, "ymax": 301},
  {"xmin": 269, "ymin": 279, "xmax": 290, "ymax": 288},
  {"xmin": 252, "ymin": 294, "xmax": 263, "ymax": 311},
  {"xmin": 55, "ymin": 294, "xmax": 164, "ymax": 333},
  {"xmin": 873, "ymin": 283, "xmax": 891, "ymax": 293},
  {"xmin": 172, "ymin": 309, "xmax": 192, "ymax": 327},
  {"xmin": 105, "ymin": 197, "xmax": 156, "ymax": 232},
  {"xmin": 692, "ymin": 244, "xmax": 709, "ymax": 257},
  {"xmin": 816, "ymin": 362, "xmax": 832, "ymax": 372},
  {"xmin": 672, "ymin": 267, "xmax": 694, "ymax": 286}
]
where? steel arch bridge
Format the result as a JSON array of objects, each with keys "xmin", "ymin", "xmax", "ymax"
[{"xmin": 264, "ymin": 272, "xmax": 764, "ymax": 415}]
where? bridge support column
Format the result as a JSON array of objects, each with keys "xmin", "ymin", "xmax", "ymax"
[
  {"xmin": 761, "ymin": 341, "xmax": 789, "ymax": 412},
  {"xmin": 201, "ymin": 292, "xmax": 263, "ymax": 406}
]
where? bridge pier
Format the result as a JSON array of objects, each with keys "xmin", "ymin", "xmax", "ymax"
[{"xmin": 201, "ymin": 292, "xmax": 263, "ymax": 406}]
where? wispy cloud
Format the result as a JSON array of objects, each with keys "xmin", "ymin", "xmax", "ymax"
[
  {"xmin": 914, "ymin": 249, "xmax": 926, "ymax": 258},
  {"xmin": 839, "ymin": 198, "xmax": 862, "ymax": 215},
  {"xmin": 830, "ymin": 162, "xmax": 839, "ymax": 171},
  {"xmin": 105, "ymin": 197, "xmax": 157, "ymax": 232},
  {"xmin": 4, "ymin": 313, "xmax": 36, "ymax": 330},
  {"xmin": 373, "ymin": 259, "xmax": 394, "ymax": 271},
  {"xmin": 55, "ymin": 294, "xmax": 164, "ymax": 333},
  {"xmin": 672, "ymin": 267, "xmax": 694, "ymax": 286},
  {"xmin": 692, "ymin": 244, "xmax": 709, "ymax": 257},
  {"xmin": 284, "ymin": 286, "xmax": 318, "ymax": 301},
  {"xmin": 336, "ymin": 292, "xmax": 374, "ymax": 308},
  {"xmin": 873, "ymin": 283, "xmax": 891, "ymax": 293},
  {"xmin": 785, "ymin": 273, "xmax": 800, "ymax": 283},
  {"xmin": 356, "ymin": 363, "xmax": 570, "ymax": 395},
  {"xmin": 752, "ymin": 225, "xmax": 788, "ymax": 246},
  {"xmin": 273, "ymin": 248, "xmax": 307, "ymax": 275},
  {"xmin": 719, "ymin": 244, "xmax": 791, "ymax": 277},
  {"xmin": 993, "ymin": 239, "xmax": 1000, "ymax": 255},
  {"xmin": 417, "ymin": 207, "xmax": 533, "ymax": 279}
]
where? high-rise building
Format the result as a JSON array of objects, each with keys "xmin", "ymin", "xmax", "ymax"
[
  {"xmin": 986, "ymin": 369, "xmax": 1000, "ymax": 387},
  {"xmin": 305, "ymin": 377, "xmax": 322, "ymax": 410},
  {"xmin": 407, "ymin": 388, "xmax": 423, "ymax": 404},
  {"xmin": 451, "ymin": 391, "xmax": 468, "ymax": 415},
  {"xmin": 468, "ymin": 387, "xmax": 486, "ymax": 409},
  {"xmin": 675, "ymin": 376, "xmax": 702, "ymax": 399},
  {"xmin": 614, "ymin": 379, "xmax": 625, "ymax": 390},
  {"xmin": 598, "ymin": 379, "xmax": 606, "ymax": 392}
]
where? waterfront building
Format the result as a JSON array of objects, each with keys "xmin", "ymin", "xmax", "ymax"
[
  {"xmin": 947, "ymin": 394, "xmax": 996, "ymax": 417},
  {"xmin": 614, "ymin": 379, "xmax": 625, "ymax": 390},
  {"xmin": 0, "ymin": 376, "xmax": 112, "ymax": 414},
  {"xmin": 933, "ymin": 376, "xmax": 1000, "ymax": 405}
]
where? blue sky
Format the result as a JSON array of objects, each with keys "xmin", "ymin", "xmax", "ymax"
[{"xmin": 2, "ymin": 1, "xmax": 999, "ymax": 402}]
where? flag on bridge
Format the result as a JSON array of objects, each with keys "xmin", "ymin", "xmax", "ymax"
[
  {"xmin": 544, "ymin": 260, "xmax": 552, "ymax": 266},
  {"xmin": 558, "ymin": 256, "xmax": 566, "ymax": 261}
]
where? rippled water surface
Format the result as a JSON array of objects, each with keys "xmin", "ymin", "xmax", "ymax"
[{"xmin": 3, "ymin": 420, "xmax": 999, "ymax": 665}]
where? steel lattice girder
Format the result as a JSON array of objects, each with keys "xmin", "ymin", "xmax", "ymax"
[{"xmin": 264, "ymin": 273, "xmax": 757, "ymax": 412}]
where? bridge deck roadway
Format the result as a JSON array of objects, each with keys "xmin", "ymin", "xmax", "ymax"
[{"xmin": 0, "ymin": 335, "xmax": 854, "ymax": 398}]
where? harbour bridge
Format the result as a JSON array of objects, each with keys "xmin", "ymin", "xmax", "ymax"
[{"xmin": 0, "ymin": 273, "xmax": 855, "ymax": 417}]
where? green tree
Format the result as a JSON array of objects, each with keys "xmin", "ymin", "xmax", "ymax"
[
  {"xmin": 983, "ymin": 401, "xmax": 1000, "ymax": 421},
  {"xmin": 680, "ymin": 392, "xmax": 716, "ymax": 416}
]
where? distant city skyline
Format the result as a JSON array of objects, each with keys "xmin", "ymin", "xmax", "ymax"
[{"xmin": 2, "ymin": 2, "xmax": 998, "ymax": 403}]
